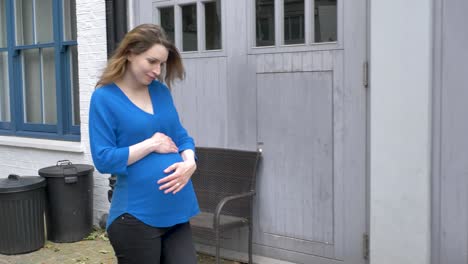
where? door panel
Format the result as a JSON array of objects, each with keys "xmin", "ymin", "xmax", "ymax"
[
  {"xmin": 251, "ymin": 1, "xmax": 367, "ymax": 263},
  {"xmin": 253, "ymin": 51, "xmax": 347, "ymax": 262},
  {"xmin": 257, "ymin": 72, "xmax": 334, "ymax": 246}
]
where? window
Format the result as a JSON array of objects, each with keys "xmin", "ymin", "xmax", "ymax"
[
  {"xmin": 284, "ymin": 0, "xmax": 304, "ymax": 44},
  {"xmin": 0, "ymin": 0, "xmax": 10, "ymax": 122},
  {"xmin": 155, "ymin": 0, "xmax": 222, "ymax": 53},
  {"xmin": 254, "ymin": 0, "xmax": 337, "ymax": 47},
  {"xmin": 160, "ymin": 7, "xmax": 175, "ymax": 43},
  {"xmin": 0, "ymin": 0, "xmax": 79, "ymax": 140},
  {"xmin": 314, "ymin": 0, "xmax": 337, "ymax": 42},
  {"xmin": 182, "ymin": 4, "xmax": 197, "ymax": 51},
  {"xmin": 256, "ymin": 0, "xmax": 275, "ymax": 46},
  {"xmin": 204, "ymin": 1, "xmax": 221, "ymax": 50}
]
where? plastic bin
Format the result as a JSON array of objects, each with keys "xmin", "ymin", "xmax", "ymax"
[
  {"xmin": 38, "ymin": 160, "xmax": 94, "ymax": 243},
  {"xmin": 0, "ymin": 174, "xmax": 46, "ymax": 255}
]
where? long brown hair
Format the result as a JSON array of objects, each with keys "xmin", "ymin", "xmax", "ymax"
[{"xmin": 96, "ymin": 24, "xmax": 185, "ymax": 89}]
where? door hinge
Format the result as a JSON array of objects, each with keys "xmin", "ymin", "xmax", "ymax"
[
  {"xmin": 363, "ymin": 233, "xmax": 369, "ymax": 260},
  {"xmin": 257, "ymin": 142, "xmax": 264, "ymax": 153},
  {"xmin": 363, "ymin": 61, "xmax": 369, "ymax": 88}
]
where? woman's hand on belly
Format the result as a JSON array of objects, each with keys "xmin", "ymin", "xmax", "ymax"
[
  {"xmin": 126, "ymin": 152, "xmax": 183, "ymax": 183},
  {"xmin": 150, "ymin": 132, "xmax": 178, "ymax": 154},
  {"xmin": 157, "ymin": 159, "xmax": 197, "ymax": 194}
]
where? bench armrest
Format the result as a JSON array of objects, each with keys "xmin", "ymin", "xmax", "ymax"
[{"xmin": 214, "ymin": 191, "xmax": 256, "ymax": 228}]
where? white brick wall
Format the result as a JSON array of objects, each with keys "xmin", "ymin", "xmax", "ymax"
[
  {"xmin": 75, "ymin": 0, "xmax": 110, "ymax": 225},
  {"xmin": 0, "ymin": 0, "xmax": 110, "ymax": 225}
]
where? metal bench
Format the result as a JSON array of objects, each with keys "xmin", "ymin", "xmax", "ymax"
[{"xmin": 190, "ymin": 147, "xmax": 261, "ymax": 264}]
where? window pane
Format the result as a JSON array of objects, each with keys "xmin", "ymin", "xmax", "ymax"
[
  {"xmin": 160, "ymin": 7, "xmax": 174, "ymax": 43},
  {"xmin": 23, "ymin": 49, "xmax": 41, "ymax": 123},
  {"xmin": 42, "ymin": 48, "xmax": 56, "ymax": 124},
  {"xmin": 256, "ymin": 0, "xmax": 275, "ymax": 46},
  {"xmin": 22, "ymin": 48, "xmax": 56, "ymax": 124},
  {"xmin": 0, "ymin": 52, "xmax": 10, "ymax": 121},
  {"xmin": 0, "ymin": 0, "xmax": 7, "ymax": 48},
  {"xmin": 36, "ymin": 0, "xmax": 53, "ymax": 43},
  {"xmin": 15, "ymin": 0, "xmax": 34, "ymax": 45},
  {"xmin": 205, "ymin": 1, "xmax": 221, "ymax": 50},
  {"xmin": 69, "ymin": 46, "xmax": 80, "ymax": 126},
  {"xmin": 182, "ymin": 4, "xmax": 197, "ymax": 51},
  {"xmin": 16, "ymin": 0, "xmax": 53, "ymax": 45},
  {"xmin": 284, "ymin": 0, "xmax": 304, "ymax": 45},
  {"xmin": 314, "ymin": 0, "xmax": 337, "ymax": 42},
  {"xmin": 63, "ymin": 0, "xmax": 77, "ymax": 41}
]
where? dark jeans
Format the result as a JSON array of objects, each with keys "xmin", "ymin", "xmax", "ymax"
[{"xmin": 107, "ymin": 213, "xmax": 197, "ymax": 264}]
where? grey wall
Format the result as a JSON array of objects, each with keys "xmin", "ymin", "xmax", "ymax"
[
  {"xmin": 432, "ymin": 0, "xmax": 468, "ymax": 263},
  {"xmin": 172, "ymin": 57, "xmax": 228, "ymax": 147},
  {"xmin": 370, "ymin": 1, "xmax": 432, "ymax": 264}
]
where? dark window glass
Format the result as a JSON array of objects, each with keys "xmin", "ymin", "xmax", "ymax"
[
  {"xmin": 63, "ymin": 0, "xmax": 77, "ymax": 41},
  {"xmin": 314, "ymin": 0, "xmax": 337, "ymax": 42},
  {"xmin": 284, "ymin": 0, "xmax": 304, "ymax": 45},
  {"xmin": 255, "ymin": 0, "xmax": 275, "ymax": 46},
  {"xmin": 15, "ymin": 0, "xmax": 34, "ymax": 45},
  {"xmin": 42, "ymin": 47, "xmax": 56, "ymax": 124},
  {"xmin": 160, "ymin": 7, "xmax": 174, "ymax": 43},
  {"xmin": 0, "ymin": 0, "xmax": 7, "ymax": 48},
  {"xmin": 36, "ymin": 0, "xmax": 53, "ymax": 43},
  {"xmin": 15, "ymin": 0, "xmax": 54, "ymax": 45},
  {"xmin": 0, "ymin": 52, "xmax": 9, "ymax": 121},
  {"xmin": 182, "ymin": 4, "xmax": 197, "ymax": 51},
  {"xmin": 69, "ymin": 45, "xmax": 80, "ymax": 126},
  {"xmin": 22, "ymin": 48, "xmax": 57, "ymax": 124},
  {"xmin": 22, "ymin": 49, "xmax": 41, "ymax": 123},
  {"xmin": 205, "ymin": 1, "xmax": 221, "ymax": 50}
]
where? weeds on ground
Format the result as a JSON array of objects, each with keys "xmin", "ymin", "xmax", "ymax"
[{"xmin": 83, "ymin": 226, "xmax": 109, "ymax": 241}]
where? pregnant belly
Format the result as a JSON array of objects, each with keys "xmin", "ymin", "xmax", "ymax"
[
  {"xmin": 123, "ymin": 152, "xmax": 193, "ymax": 211},
  {"xmin": 127, "ymin": 152, "xmax": 184, "ymax": 184}
]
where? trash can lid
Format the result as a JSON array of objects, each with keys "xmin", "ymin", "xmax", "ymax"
[
  {"xmin": 38, "ymin": 160, "xmax": 94, "ymax": 178},
  {"xmin": 0, "ymin": 174, "xmax": 46, "ymax": 193}
]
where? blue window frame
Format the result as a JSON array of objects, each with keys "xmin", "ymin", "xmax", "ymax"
[{"xmin": 0, "ymin": 0, "xmax": 79, "ymax": 141}]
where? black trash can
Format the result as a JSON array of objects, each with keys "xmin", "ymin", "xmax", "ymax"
[
  {"xmin": 38, "ymin": 160, "xmax": 94, "ymax": 243},
  {"xmin": 0, "ymin": 174, "xmax": 46, "ymax": 255}
]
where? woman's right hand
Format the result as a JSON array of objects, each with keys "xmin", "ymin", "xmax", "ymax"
[{"xmin": 150, "ymin": 132, "xmax": 178, "ymax": 153}]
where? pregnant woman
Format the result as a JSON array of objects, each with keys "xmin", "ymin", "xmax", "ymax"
[{"xmin": 89, "ymin": 24, "xmax": 199, "ymax": 264}]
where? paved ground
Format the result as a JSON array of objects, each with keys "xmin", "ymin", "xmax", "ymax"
[{"xmin": 0, "ymin": 230, "xmax": 240, "ymax": 264}]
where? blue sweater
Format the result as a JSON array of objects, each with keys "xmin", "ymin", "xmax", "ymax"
[{"xmin": 89, "ymin": 81, "xmax": 199, "ymax": 229}]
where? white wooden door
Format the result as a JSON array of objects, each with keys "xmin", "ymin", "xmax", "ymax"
[{"xmin": 250, "ymin": 1, "xmax": 368, "ymax": 263}]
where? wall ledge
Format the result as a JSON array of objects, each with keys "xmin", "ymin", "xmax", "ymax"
[{"xmin": 0, "ymin": 136, "xmax": 84, "ymax": 153}]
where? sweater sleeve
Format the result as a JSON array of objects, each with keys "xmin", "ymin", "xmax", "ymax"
[
  {"xmin": 163, "ymin": 86, "xmax": 196, "ymax": 154},
  {"xmin": 89, "ymin": 90, "xmax": 129, "ymax": 175},
  {"xmin": 174, "ymin": 118, "xmax": 196, "ymax": 154}
]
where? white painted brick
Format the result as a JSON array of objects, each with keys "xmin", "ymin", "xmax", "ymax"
[{"xmin": 0, "ymin": 0, "xmax": 111, "ymax": 226}]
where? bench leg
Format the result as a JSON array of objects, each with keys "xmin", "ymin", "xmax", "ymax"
[{"xmin": 215, "ymin": 230, "xmax": 220, "ymax": 264}]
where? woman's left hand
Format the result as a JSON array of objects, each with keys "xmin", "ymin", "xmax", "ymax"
[{"xmin": 157, "ymin": 160, "xmax": 197, "ymax": 194}]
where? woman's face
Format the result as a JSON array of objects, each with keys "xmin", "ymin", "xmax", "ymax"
[{"xmin": 127, "ymin": 43, "xmax": 169, "ymax": 86}]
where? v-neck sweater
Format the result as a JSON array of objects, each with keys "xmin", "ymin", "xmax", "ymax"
[{"xmin": 89, "ymin": 81, "xmax": 199, "ymax": 229}]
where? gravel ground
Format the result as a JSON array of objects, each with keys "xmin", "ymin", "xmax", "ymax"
[{"xmin": 0, "ymin": 229, "xmax": 242, "ymax": 264}]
